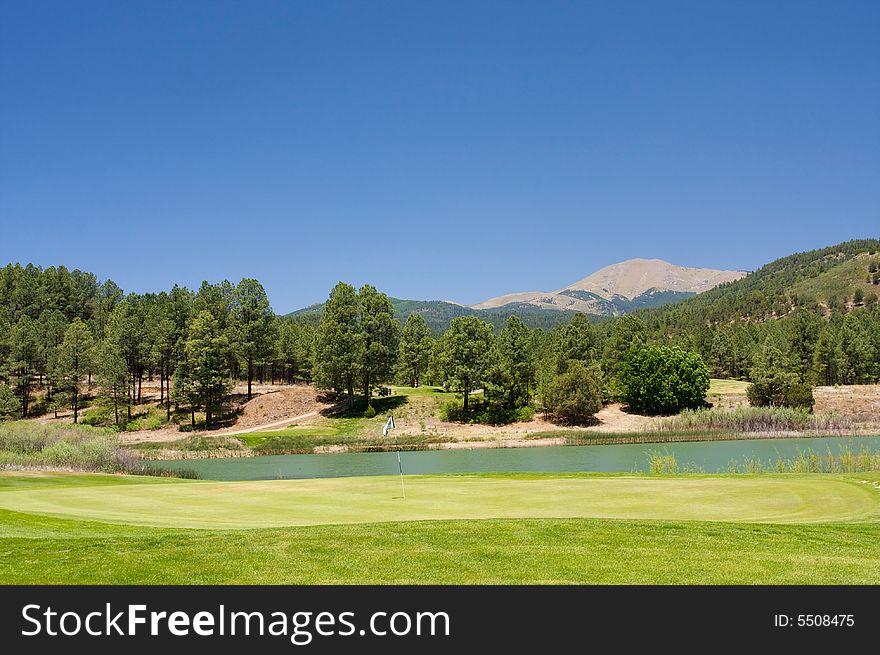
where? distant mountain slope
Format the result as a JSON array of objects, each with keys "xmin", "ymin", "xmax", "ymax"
[
  {"xmin": 287, "ymin": 298, "xmax": 574, "ymax": 335},
  {"xmin": 288, "ymin": 242, "xmax": 880, "ymax": 334},
  {"xmin": 472, "ymin": 259, "xmax": 745, "ymax": 316},
  {"xmin": 637, "ymin": 239, "xmax": 880, "ymax": 326},
  {"xmin": 564, "ymin": 258, "xmax": 746, "ymax": 298}
]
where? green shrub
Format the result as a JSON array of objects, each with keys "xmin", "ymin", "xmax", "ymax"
[
  {"xmin": 124, "ymin": 409, "xmax": 166, "ymax": 431},
  {"xmin": 439, "ymin": 398, "xmax": 466, "ymax": 422},
  {"xmin": 648, "ymin": 451, "xmax": 679, "ymax": 474},
  {"xmin": 747, "ymin": 378, "xmax": 815, "ymax": 410},
  {"xmin": 363, "ymin": 404, "xmax": 377, "ymax": 419},
  {"xmin": 80, "ymin": 404, "xmax": 114, "ymax": 427},
  {"xmin": 542, "ymin": 361, "xmax": 603, "ymax": 424},
  {"xmin": 439, "ymin": 397, "xmax": 533, "ymax": 425},
  {"xmin": 0, "ymin": 384, "xmax": 19, "ymax": 418},
  {"xmin": 618, "ymin": 345, "xmax": 709, "ymax": 415}
]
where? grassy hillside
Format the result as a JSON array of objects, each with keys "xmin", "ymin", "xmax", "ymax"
[{"xmin": 639, "ymin": 239, "xmax": 880, "ymax": 326}]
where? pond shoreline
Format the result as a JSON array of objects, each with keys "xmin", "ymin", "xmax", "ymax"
[
  {"xmin": 144, "ymin": 435, "xmax": 880, "ymax": 481},
  {"xmin": 136, "ymin": 428, "xmax": 880, "ymax": 461}
]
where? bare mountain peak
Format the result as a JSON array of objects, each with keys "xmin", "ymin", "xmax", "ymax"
[
  {"xmin": 471, "ymin": 259, "xmax": 746, "ymax": 315},
  {"xmin": 563, "ymin": 258, "xmax": 745, "ymax": 300}
]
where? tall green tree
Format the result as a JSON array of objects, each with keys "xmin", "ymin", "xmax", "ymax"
[
  {"xmin": 397, "ymin": 313, "xmax": 433, "ymax": 387},
  {"xmin": 785, "ymin": 311, "xmax": 822, "ymax": 381},
  {"xmin": 184, "ymin": 311, "xmax": 232, "ymax": 427},
  {"xmin": 601, "ymin": 315, "xmax": 647, "ymax": 393},
  {"xmin": 233, "ymin": 279, "xmax": 275, "ymax": 400},
  {"xmin": 10, "ymin": 316, "xmax": 39, "ymax": 417},
  {"xmin": 314, "ymin": 283, "xmax": 363, "ymax": 410},
  {"xmin": 435, "ymin": 316, "xmax": 494, "ymax": 413},
  {"xmin": 103, "ymin": 299, "xmax": 145, "ymax": 420},
  {"xmin": 173, "ymin": 346, "xmax": 198, "ymax": 429},
  {"xmin": 538, "ymin": 313, "xmax": 601, "ymax": 406},
  {"xmin": 494, "ymin": 316, "xmax": 535, "ymax": 408},
  {"xmin": 55, "ymin": 319, "xmax": 95, "ymax": 423},
  {"xmin": 812, "ymin": 326, "xmax": 839, "ymax": 385},
  {"xmin": 37, "ymin": 309, "xmax": 68, "ymax": 392},
  {"xmin": 707, "ymin": 328, "xmax": 735, "ymax": 378},
  {"xmin": 358, "ymin": 285, "xmax": 399, "ymax": 403},
  {"xmin": 837, "ymin": 314, "xmax": 875, "ymax": 384},
  {"xmin": 96, "ymin": 338, "xmax": 130, "ymax": 427},
  {"xmin": 277, "ymin": 319, "xmax": 315, "ymax": 383}
]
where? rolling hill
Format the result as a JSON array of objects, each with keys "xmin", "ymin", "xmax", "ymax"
[
  {"xmin": 289, "ymin": 259, "xmax": 746, "ymax": 333},
  {"xmin": 636, "ymin": 238, "xmax": 880, "ymax": 327},
  {"xmin": 287, "ymin": 241, "xmax": 880, "ymax": 334},
  {"xmin": 288, "ymin": 298, "xmax": 575, "ymax": 335}
]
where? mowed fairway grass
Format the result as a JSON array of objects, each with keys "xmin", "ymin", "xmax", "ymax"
[{"xmin": 2, "ymin": 471, "xmax": 880, "ymax": 584}]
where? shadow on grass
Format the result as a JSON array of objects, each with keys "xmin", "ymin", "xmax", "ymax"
[{"xmin": 322, "ymin": 394, "xmax": 409, "ymax": 418}]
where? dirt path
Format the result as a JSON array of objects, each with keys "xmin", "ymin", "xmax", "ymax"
[{"xmin": 218, "ymin": 410, "xmax": 323, "ymax": 436}]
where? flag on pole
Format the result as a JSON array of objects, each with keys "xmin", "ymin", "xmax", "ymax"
[{"xmin": 382, "ymin": 415, "xmax": 405, "ymax": 500}]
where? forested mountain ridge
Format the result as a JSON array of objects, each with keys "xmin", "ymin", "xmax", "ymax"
[
  {"xmin": 288, "ymin": 258, "xmax": 750, "ymax": 331},
  {"xmin": 625, "ymin": 239, "xmax": 880, "ymax": 385},
  {"xmin": 289, "ymin": 298, "xmax": 573, "ymax": 335},
  {"xmin": 637, "ymin": 239, "xmax": 880, "ymax": 330}
]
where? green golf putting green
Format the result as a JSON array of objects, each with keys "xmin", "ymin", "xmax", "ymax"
[{"xmin": 0, "ymin": 472, "xmax": 876, "ymax": 529}]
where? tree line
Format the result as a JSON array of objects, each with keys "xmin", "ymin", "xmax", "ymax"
[
  {"xmin": 2, "ymin": 262, "xmax": 879, "ymax": 428},
  {"xmin": 0, "ymin": 264, "xmax": 314, "ymax": 425}
]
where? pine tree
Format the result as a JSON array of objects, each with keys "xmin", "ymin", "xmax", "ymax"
[
  {"xmin": 103, "ymin": 300, "xmax": 145, "ymax": 420},
  {"xmin": 314, "ymin": 283, "xmax": 363, "ymax": 410},
  {"xmin": 602, "ymin": 315, "xmax": 647, "ymax": 384},
  {"xmin": 0, "ymin": 384, "xmax": 18, "ymax": 417},
  {"xmin": 496, "ymin": 316, "xmax": 535, "ymax": 408},
  {"xmin": 358, "ymin": 285, "xmax": 399, "ymax": 403},
  {"xmin": 96, "ymin": 339, "xmax": 130, "ymax": 427},
  {"xmin": 10, "ymin": 316, "xmax": 39, "ymax": 417},
  {"xmin": 812, "ymin": 326, "xmax": 838, "ymax": 385},
  {"xmin": 184, "ymin": 311, "xmax": 232, "ymax": 427},
  {"xmin": 55, "ymin": 319, "xmax": 95, "ymax": 423},
  {"xmin": 435, "ymin": 316, "xmax": 494, "ymax": 413},
  {"xmin": 233, "ymin": 279, "xmax": 275, "ymax": 400},
  {"xmin": 398, "ymin": 313, "xmax": 432, "ymax": 388}
]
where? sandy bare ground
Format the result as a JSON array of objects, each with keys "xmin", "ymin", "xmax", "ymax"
[
  {"xmin": 390, "ymin": 401, "xmax": 666, "ymax": 443},
  {"xmin": 119, "ymin": 385, "xmax": 332, "ymax": 445},
  {"xmin": 814, "ymin": 385, "xmax": 880, "ymax": 416}
]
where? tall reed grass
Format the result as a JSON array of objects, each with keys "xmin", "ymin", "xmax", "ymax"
[
  {"xmin": 661, "ymin": 406, "xmax": 854, "ymax": 433},
  {"xmin": 0, "ymin": 421, "xmax": 198, "ymax": 478},
  {"xmin": 647, "ymin": 445, "xmax": 880, "ymax": 474}
]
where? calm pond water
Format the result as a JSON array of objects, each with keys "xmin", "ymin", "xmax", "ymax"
[{"xmin": 153, "ymin": 435, "xmax": 880, "ymax": 480}]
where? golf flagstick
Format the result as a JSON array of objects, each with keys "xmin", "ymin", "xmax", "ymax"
[{"xmin": 383, "ymin": 414, "xmax": 405, "ymax": 500}]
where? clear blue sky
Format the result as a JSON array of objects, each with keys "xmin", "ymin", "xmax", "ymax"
[{"xmin": 1, "ymin": 1, "xmax": 877, "ymax": 312}]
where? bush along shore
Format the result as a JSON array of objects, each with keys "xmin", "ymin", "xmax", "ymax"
[{"xmin": 0, "ymin": 422, "xmax": 199, "ymax": 478}]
